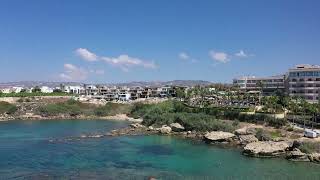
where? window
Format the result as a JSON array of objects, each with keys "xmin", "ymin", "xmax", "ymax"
[
  {"xmin": 307, "ymin": 96, "xmax": 313, "ymax": 100},
  {"xmin": 292, "ymin": 79, "xmax": 297, "ymax": 82},
  {"xmin": 299, "ymin": 78, "xmax": 304, "ymax": 82}
]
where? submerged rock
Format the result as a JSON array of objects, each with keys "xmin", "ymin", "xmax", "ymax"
[
  {"xmin": 204, "ymin": 131, "xmax": 235, "ymax": 143},
  {"xmin": 243, "ymin": 141, "xmax": 292, "ymax": 157},
  {"xmin": 170, "ymin": 123, "xmax": 185, "ymax": 132},
  {"xmin": 286, "ymin": 148, "xmax": 309, "ymax": 162},
  {"xmin": 239, "ymin": 135, "xmax": 258, "ymax": 145}
]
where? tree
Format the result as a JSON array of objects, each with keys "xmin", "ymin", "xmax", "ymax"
[
  {"xmin": 176, "ymin": 88, "xmax": 186, "ymax": 101},
  {"xmin": 300, "ymin": 99, "xmax": 310, "ymax": 130},
  {"xmin": 256, "ymin": 80, "xmax": 264, "ymax": 105},
  {"xmin": 32, "ymin": 86, "xmax": 41, "ymax": 93},
  {"xmin": 309, "ymin": 104, "xmax": 318, "ymax": 130},
  {"xmin": 288, "ymin": 99, "xmax": 299, "ymax": 125}
]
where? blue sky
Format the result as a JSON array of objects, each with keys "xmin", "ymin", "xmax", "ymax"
[{"xmin": 0, "ymin": 0, "xmax": 320, "ymax": 83}]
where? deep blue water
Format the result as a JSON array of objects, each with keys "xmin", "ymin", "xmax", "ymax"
[{"xmin": 0, "ymin": 120, "xmax": 320, "ymax": 179}]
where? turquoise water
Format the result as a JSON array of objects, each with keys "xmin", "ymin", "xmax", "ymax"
[{"xmin": 0, "ymin": 120, "xmax": 319, "ymax": 179}]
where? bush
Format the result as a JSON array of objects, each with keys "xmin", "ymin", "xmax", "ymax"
[
  {"xmin": 94, "ymin": 103, "xmax": 131, "ymax": 116},
  {"xmin": 255, "ymin": 128, "xmax": 272, "ymax": 141},
  {"xmin": 133, "ymin": 100, "xmax": 287, "ymax": 130},
  {"xmin": 299, "ymin": 142, "xmax": 320, "ymax": 154},
  {"xmin": 38, "ymin": 99, "xmax": 84, "ymax": 117},
  {"xmin": 0, "ymin": 101, "xmax": 17, "ymax": 115},
  {"xmin": 142, "ymin": 112, "xmax": 237, "ymax": 132}
]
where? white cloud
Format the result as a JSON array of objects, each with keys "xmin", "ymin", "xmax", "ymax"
[
  {"xmin": 59, "ymin": 63, "xmax": 88, "ymax": 81},
  {"xmin": 75, "ymin": 48, "xmax": 98, "ymax": 62},
  {"xmin": 178, "ymin": 52, "xmax": 190, "ymax": 60},
  {"xmin": 209, "ymin": 50, "xmax": 230, "ymax": 63},
  {"xmin": 235, "ymin": 50, "xmax": 248, "ymax": 58},
  {"xmin": 101, "ymin": 54, "xmax": 157, "ymax": 72}
]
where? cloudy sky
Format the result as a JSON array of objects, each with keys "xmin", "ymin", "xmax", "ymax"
[{"xmin": 0, "ymin": 0, "xmax": 320, "ymax": 83}]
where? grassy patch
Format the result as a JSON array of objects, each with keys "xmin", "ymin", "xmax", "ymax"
[
  {"xmin": 0, "ymin": 101, "xmax": 17, "ymax": 115},
  {"xmin": 94, "ymin": 103, "xmax": 131, "ymax": 116},
  {"xmin": 299, "ymin": 142, "xmax": 320, "ymax": 154}
]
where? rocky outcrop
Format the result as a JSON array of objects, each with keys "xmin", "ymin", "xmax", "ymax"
[
  {"xmin": 170, "ymin": 123, "xmax": 185, "ymax": 132},
  {"xmin": 159, "ymin": 125, "xmax": 172, "ymax": 134},
  {"xmin": 308, "ymin": 153, "xmax": 320, "ymax": 163},
  {"xmin": 204, "ymin": 131, "xmax": 235, "ymax": 143},
  {"xmin": 243, "ymin": 141, "xmax": 292, "ymax": 157},
  {"xmin": 235, "ymin": 127, "xmax": 256, "ymax": 136},
  {"xmin": 238, "ymin": 135, "xmax": 258, "ymax": 145},
  {"xmin": 286, "ymin": 148, "xmax": 309, "ymax": 162},
  {"xmin": 130, "ymin": 123, "xmax": 145, "ymax": 128}
]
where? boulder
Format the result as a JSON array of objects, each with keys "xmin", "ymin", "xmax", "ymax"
[
  {"xmin": 308, "ymin": 153, "xmax": 320, "ymax": 163},
  {"xmin": 159, "ymin": 125, "xmax": 172, "ymax": 134},
  {"xmin": 235, "ymin": 127, "xmax": 256, "ymax": 135},
  {"xmin": 286, "ymin": 148, "xmax": 309, "ymax": 162},
  {"xmin": 239, "ymin": 135, "xmax": 258, "ymax": 145},
  {"xmin": 243, "ymin": 141, "xmax": 292, "ymax": 157},
  {"xmin": 148, "ymin": 126, "xmax": 154, "ymax": 130},
  {"xmin": 204, "ymin": 131, "xmax": 235, "ymax": 143},
  {"xmin": 130, "ymin": 123, "xmax": 144, "ymax": 128},
  {"xmin": 170, "ymin": 123, "xmax": 185, "ymax": 132}
]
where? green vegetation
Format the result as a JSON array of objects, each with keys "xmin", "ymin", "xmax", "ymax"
[
  {"xmin": 130, "ymin": 100, "xmax": 287, "ymax": 129},
  {"xmin": 255, "ymin": 128, "xmax": 272, "ymax": 141},
  {"xmin": 0, "ymin": 92, "xmax": 71, "ymax": 97},
  {"xmin": 0, "ymin": 101, "xmax": 17, "ymax": 115},
  {"xmin": 38, "ymin": 99, "xmax": 84, "ymax": 116},
  {"xmin": 299, "ymin": 142, "xmax": 320, "ymax": 154},
  {"xmin": 129, "ymin": 100, "xmax": 287, "ymax": 133},
  {"xmin": 94, "ymin": 103, "xmax": 131, "ymax": 116}
]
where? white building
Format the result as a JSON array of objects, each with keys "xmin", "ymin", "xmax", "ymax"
[
  {"xmin": 63, "ymin": 86, "xmax": 84, "ymax": 94},
  {"xmin": 41, "ymin": 86, "xmax": 54, "ymax": 93},
  {"xmin": 288, "ymin": 64, "xmax": 320, "ymax": 103},
  {"xmin": 0, "ymin": 88, "xmax": 11, "ymax": 94},
  {"xmin": 118, "ymin": 92, "xmax": 131, "ymax": 101},
  {"xmin": 12, "ymin": 87, "xmax": 23, "ymax": 93}
]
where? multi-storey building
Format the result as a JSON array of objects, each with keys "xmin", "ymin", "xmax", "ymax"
[
  {"xmin": 288, "ymin": 64, "xmax": 320, "ymax": 103},
  {"xmin": 233, "ymin": 75, "xmax": 286, "ymax": 95}
]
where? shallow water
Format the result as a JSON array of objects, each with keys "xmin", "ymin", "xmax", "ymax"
[{"xmin": 0, "ymin": 120, "xmax": 319, "ymax": 179}]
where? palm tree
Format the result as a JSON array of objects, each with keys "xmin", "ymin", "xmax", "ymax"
[
  {"xmin": 300, "ymin": 99, "xmax": 310, "ymax": 130},
  {"xmin": 309, "ymin": 104, "xmax": 318, "ymax": 130},
  {"xmin": 256, "ymin": 80, "xmax": 264, "ymax": 105},
  {"xmin": 288, "ymin": 99, "xmax": 299, "ymax": 125}
]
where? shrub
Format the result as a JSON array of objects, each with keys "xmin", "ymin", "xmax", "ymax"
[
  {"xmin": 255, "ymin": 128, "xmax": 272, "ymax": 141},
  {"xmin": 94, "ymin": 103, "xmax": 131, "ymax": 116},
  {"xmin": 142, "ymin": 112, "xmax": 237, "ymax": 132},
  {"xmin": 0, "ymin": 101, "xmax": 17, "ymax": 115},
  {"xmin": 299, "ymin": 142, "xmax": 320, "ymax": 154}
]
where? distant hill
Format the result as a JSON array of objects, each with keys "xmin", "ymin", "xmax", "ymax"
[
  {"xmin": 111, "ymin": 80, "xmax": 213, "ymax": 87},
  {"xmin": 0, "ymin": 80, "xmax": 213, "ymax": 88}
]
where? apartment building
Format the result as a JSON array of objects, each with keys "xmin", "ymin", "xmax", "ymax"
[
  {"xmin": 233, "ymin": 75, "xmax": 286, "ymax": 95},
  {"xmin": 288, "ymin": 64, "xmax": 320, "ymax": 103}
]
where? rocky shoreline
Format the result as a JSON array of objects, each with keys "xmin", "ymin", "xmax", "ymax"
[
  {"xmin": 0, "ymin": 113, "xmax": 143, "ymax": 123},
  {"xmin": 108, "ymin": 122, "xmax": 320, "ymax": 164}
]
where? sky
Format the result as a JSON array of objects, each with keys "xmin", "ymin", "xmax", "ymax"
[{"xmin": 0, "ymin": 0, "xmax": 320, "ymax": 83}]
